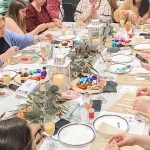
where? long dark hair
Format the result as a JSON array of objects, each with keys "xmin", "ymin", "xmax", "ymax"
[
  {"xmin": 133, "ymin": 0, "xmax": 149, "ymax": 17},
  {"xmin": 0, "ymin": 118, "xmax": 33, "ymax": 150},
  {"xmin": 6, "ymin": 0, "xmax": 27, "ymax": 33}
]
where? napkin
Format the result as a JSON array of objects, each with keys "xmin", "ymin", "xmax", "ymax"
[{"xmin": 102, "ymin": 81, "xmax": 118, "ymax": 93}]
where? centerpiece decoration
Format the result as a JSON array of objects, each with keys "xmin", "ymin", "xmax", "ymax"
[
  {"xmin": 68, "ymin": 39, "xmax": 99, "ymax": 79},
  {"xmin": 15, "ymin": 82, "xmax": 67, "ymax": 125}
]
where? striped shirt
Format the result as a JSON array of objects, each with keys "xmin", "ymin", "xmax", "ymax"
[{"xmin": 74, "ymin": 0, "xmax": 111, "ymax": 22}]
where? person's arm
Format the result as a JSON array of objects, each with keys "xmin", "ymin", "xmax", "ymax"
[
  {"xmin": 134, "ymin": 135, "xmax": 150, "ymax": 150},
  {"xmin": 5, "ymin": 17, "xmax": 46, "ymax": 35},
  {"xmin": 7, "ymin": 29, "xmax": 34, "ymax": 49},
  {"xmin": 27, "ymin": 24, "xmax": 47, "ymax": 35},
  {"xmin": 5, "ymin": 17, "xmax": 24, "ymax": 34},
  {"xmin": 113, "ymin": 0, "xmax": 130, "ymax": 22},
  {"xmin": 74, "ymin": 0, "xmax": 91, "ymax": 22}
]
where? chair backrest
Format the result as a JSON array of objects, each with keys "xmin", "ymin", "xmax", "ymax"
[
  {"xmin": 61, "ymin": 0, "xmax": 81, "ymax": 22},
  {"xmin": 62, "ymin": 0, "xmax": 80, "ymax": 6}
]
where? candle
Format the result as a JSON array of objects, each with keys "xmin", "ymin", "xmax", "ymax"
[{"xmin": 52, "ymin": 74, "xmax": 66, "ymax": 91}]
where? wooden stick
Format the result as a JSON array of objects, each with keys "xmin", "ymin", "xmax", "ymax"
[
  {"xmin": 122, "ymin": 99, "xmax": 135, "ymax": 102},
  {"xmin": 117, "ymin": 103, "xmax": 132, "ymax": 108}
]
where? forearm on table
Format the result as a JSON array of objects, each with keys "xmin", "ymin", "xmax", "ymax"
[
  {"xmin": 45, "ymin": 22, "xmax": 56, "ymax": 29},
  {"xmin": 134, "ymin": 135, "xmax": 150, "ymax": 150}
]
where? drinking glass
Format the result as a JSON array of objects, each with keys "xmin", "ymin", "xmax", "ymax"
[
  {"xmin": 44, "ymin": 115, "xmax": 55, "ymax": 137},
  {"xmin": 60, "ymin": 24, "xmax": 67, "ymax": 36},
  {"xmin": 2, "ymin": 71, "xmax": 11, "ymax": 87},
  {"xmin": 82, "ymin": 92, "xmax": 92, "ymax": 110},
  {"xmin": 67, "ymin": 102, "xmax": 81, "ymax": 122},
  {"xmin": 39, "ymin": 40, "xmax": 51, "ymax": 62}
]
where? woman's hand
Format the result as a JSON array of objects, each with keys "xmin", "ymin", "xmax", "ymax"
[
  {"xmin": 133, "ymin": 98, "xmax": 150, "ymax": 114},
  {"xmin": 36, "ymin": 23, "xmax": 47, "ymax": 32},
  {"xmin": 141, "ymin": 62, "xmax": 150, "ymax": 71},
  {"xmin": 136, "ymin": 87, "xmax": 150, "ymax": 96},
  {"xmin": 6, "ymin": 46, "xmax": 19, "ymax": 56},
  {"xmin": 146, "ymin": 18, "xmax": 150, "ymax": 24},
  {"xmin": 53, "ymin": 18, "xmax": 62, "ymax": 27},
  {"xmin": 29, "ymin": 123, "xmax": 43, "ymax": 144},
  {"xmin": 127, "ymin": 10, "xmax": 138, "ymax": 23},
  {"xmin": 106, "ymin": 140, "xmax": 120, "ymax": 150},
  {"xmin": 109, "ymin": 132, "xmax": 136, "ymax": 147}
]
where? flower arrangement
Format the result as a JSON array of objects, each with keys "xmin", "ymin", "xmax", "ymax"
[{"xmin": 15, "ymin": 82, "xmax": 67, "ymax": 125}]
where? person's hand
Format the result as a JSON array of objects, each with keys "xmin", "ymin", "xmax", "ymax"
[
  {"xmin": 140, "ymin": 53, "xmax": 150, "ymax": 59},
  {"xmin": 36, "ymin": 23, "xmax": 47, "ymax": 32},
  {"xmin": 6, "ymin": 46, "xmax": 19, "ymax": 56},
  {"xmin": 141, "ymin": 49, "xmax": 150, "ymax": 53},
  {"xmin": 127, "ymin": 10, "xmax": 138, "ymax": 23},
  {"xmin": 109, "ymin": 132, "xmax": 136, "ymax": 147},
  {"xmin": 53, "ymin": 18, "xmax": 62, "ymax": 27},
  {"xmin": 34, "ymin": 34, "xmax": 53, "ymax": 44},
  {"xmin": 106, "ymin": 140, "xmax": 120, "ymax": 150},
  {"xmin": 146, "ymin": 18, "xmax": 150, "ymax": 24},
  {"xmin": 29, "ymin": 123, "xmax": 43, "ymax": 144},
  {"xmin": 136, "ymin": 87, "xmax": 150, "ymax": 96},
  {"xmin": 0, "ymin": 46, "xmax": 19, "ymax": 64},
  {"xmin": 141, "ymin": 62, "xmax": 150, "ymax": 71},
  {"xmin": 133, "ymin": 98, "xmax": 150, "ymax": 114},
  {"xmin": 138, "ymin": 17, "xmax": 146, "ymax": 24}
]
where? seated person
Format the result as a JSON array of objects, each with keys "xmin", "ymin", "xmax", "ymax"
[
  {"xmin": 0, "ymin": 117, "xmax": 42, "ymax": 150},
  {"xmin": 47, "ymin": 0, "xmax": 61, "ymax": 19},
  {"xmin": 0, "ymin": 15, "xmax": 51, "ymax": 63},
  {"xmin": 107, "ymin": 132, "xmax": 150, "ymax": 150},
  {"xmin": 74, "ymin": 0, "xmax": 112, "ymax": 22},
  {"xmin": 5, "ymin": 0, "xmax": 47, "ymax": 35},
  {"xmin": 25, "ymin": 0, "xmax": 61, "ymax": 33},
  {"xmin": 114, "ymin": 0, "xmax": 150, "ymax": 24}
]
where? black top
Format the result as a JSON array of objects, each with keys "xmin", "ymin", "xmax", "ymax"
[{"xmin": 0, "ymin": 37, "xmax": 10, "ymax": 54}]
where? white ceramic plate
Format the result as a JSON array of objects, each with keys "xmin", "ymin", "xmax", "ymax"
[
  {"xmin": 93, "ymin": 115, "xmax": 129, "ymax": 132},
  {"xmin": 133, "ymin": 43, "xmax": 150, "ymax": 51},
  {"xmin": 58, "ymin": 34, "xmax": 75, "ymax": 41},
  {"xmin": 111, "ymin": 54, "xmax": 133, "ymax": 63},
  {"xmin": 109, "ymin": 64, "xmax": 131, "ymax": 74},
  {"xmin": 58, "ymin": 123, "xmax": 95, "ymax": 147},
  {"xmin": 0, "ymin": 70, "xmax": 17, "ymax": 79},
  {"xmin": 118, "ymin": 47, "xmax": 132, "ymax": 55}
]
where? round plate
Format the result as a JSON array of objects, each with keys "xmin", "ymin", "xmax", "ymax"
[
  {"xmin": 111, "ymin": 54, "xmax": 133, "ymax": 64},
  {"xmin": 109, "ymin": 64, "xmax": 131, "ymax": 74},
  {"xmin": 0, "ymin": 70, "xmax": 17, "ymax": 79},
  {"xmin": 93, "ymin": 115, "xmax": 130, "ymax": 132},
  {"xmin": 58, "ymin": 123, "xmax": 96, "ymax": 147},
  {"xmin": 58, "ymin": 34, "xmax": 75, "ymax": 41},
  {"xmin": 11, "ymin": 53, "xmax": 41, "ymax": 64},
  {"xmin": 133, "ymin": 43, "xmax": 150, "ymax": 51},
  {"xmin": 118, "ymin": 47, "xmax": 132, "ymax": 55},
  {"xmin": 72, "ymin": 78, "xmax": 105, "ymax": 94}
]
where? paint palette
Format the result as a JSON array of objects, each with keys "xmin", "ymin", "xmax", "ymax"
[
  {"xmin": 11, "ymin": 53, "xmax": 41, "ymax": 64},
  {"xmin": 14, "ymin": 68, "xmax": 48, "ymax": 84}
]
